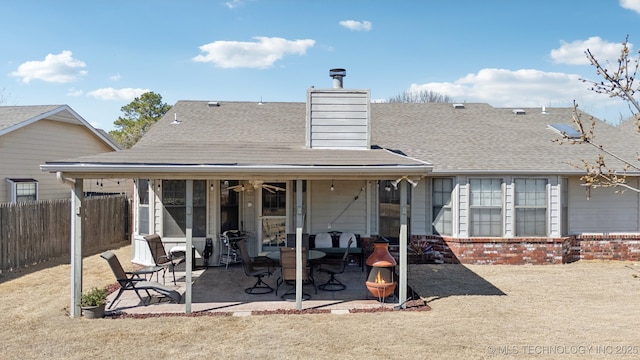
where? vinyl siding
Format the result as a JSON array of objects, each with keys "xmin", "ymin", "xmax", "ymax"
[
  {"xmin": 309, "ymin": 180, "xmax": 368, "ymax": 235},
  {"xmin": 0, "ymin": 119, "xmax": 126, "ymax": 203},
  {"xmin": 568, "ymin": 177, "xmax": 640, "ymax": 233},
  {"xmin": 307, "ymin": 90, "xmax": 370, "ymax": 149},
  {"xmin": 548, "ymin": 177, "xmax": 561, "ymax": 237},
  {"xmin": 411, "ymin": 179, "xmax": 429, "ymax": 235}
]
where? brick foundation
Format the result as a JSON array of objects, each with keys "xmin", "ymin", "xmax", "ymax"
[
  {"xmin": 410, "ymin": 234, "xmax": 640, "ymax": 265},
  {"xmin": 363, "ymin": 234, "xmax": 640, "ymax": 265}
]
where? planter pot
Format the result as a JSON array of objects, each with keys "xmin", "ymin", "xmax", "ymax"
[{"xmin": 82, "ymin": 304, "xmax": 106, "ymax": 319}]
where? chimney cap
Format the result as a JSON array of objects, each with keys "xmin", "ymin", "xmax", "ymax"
[{"xmin": 329, "ymin": 68, "xmax": 346, "ymax": 78}]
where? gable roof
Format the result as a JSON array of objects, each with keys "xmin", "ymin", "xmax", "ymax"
[
  {"xmin": 0, "ymin": 105, "xmax": 120, "ymax": 150},
  {"xmin": 41, "ymin": 100, "xmax": 640, "ymax": 178}
]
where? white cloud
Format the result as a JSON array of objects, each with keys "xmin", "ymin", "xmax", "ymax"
[
  {"xmin": 109, "ymin": 73, "xmax": 121, "ymax": 81},
  {"xmin": 193, "ymin": 36, "xmax": 315, "ymax": 69},
  {"xmin": 66, "ymin": 87, "xmax": 84, "ymax": 97},
  {"xmin": 408, "ymin": 68, "xmax": 610, "ymax": 110},
  {"xmin": 86, "ymin": 87, "xmax": 150, "ymax": 101},
  {"xmin": 550, "ymin": 37, "xmax": 628, "ymax": 65},
  {"xmin": 339, "ymin": 20, "xmax": 372, "ymax": 32},
  {"xmin": 9, "ymin": 50, "xmax": 87, "ymax": 84},
  {"xmin": 225, "ymin": 0, "xmax": 244, "ymax": 8},
  {"xmin": 620, "ymin": 0, "xmax": 640, "ymax": 13}
]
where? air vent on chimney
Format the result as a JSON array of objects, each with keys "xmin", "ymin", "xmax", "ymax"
[
  {"xmin": 512, "ymin": 109, "xmax": 526, "ymax": 115},
  {"xmin": 208, "ymin": 101, "xmax": 220, "ymax": 107},
  {"xmin": 452, "ymin": 103, "xmax": 465, "ymax": 109}
]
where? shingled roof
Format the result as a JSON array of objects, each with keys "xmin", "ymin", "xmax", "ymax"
[
  {"xmin": 0, "ymin": 105, "xmax": 120, "ymax": 150},
  {"xmin": 42, "ymin": 100, "xmax": 640, "ymax": 177}
]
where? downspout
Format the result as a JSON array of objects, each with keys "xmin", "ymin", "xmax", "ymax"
[{"xmin": 56, "ymin": 171, "xmax": 75, "ymax": 186}]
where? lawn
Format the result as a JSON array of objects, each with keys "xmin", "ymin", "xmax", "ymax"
[{"xmin": 1, "ymin": 242, "xmax": 639, "ymax": 359}]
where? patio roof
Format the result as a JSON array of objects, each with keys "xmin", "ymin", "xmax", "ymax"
[{"xmin": 41, "ymin": 142, "xmax": 432, "ymax": 179}]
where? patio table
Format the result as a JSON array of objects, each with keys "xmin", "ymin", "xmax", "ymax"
[{"xmin": 264, "ymin": 249, "xmax": 326, "ymax": 261}]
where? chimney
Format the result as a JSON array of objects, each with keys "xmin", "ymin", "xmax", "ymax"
[{"xmin": 329, "ymin": 68, "xmax": 346, "ymax": 89}]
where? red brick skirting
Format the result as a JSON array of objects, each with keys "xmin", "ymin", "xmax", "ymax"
[{"xmin": 408, "ymin": 235, "xmax": 640, "ymax": 265}]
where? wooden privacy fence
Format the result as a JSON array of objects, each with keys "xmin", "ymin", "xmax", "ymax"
[{"xmin": 0, "ymin": 195, "xmax": 129, "ymax": 273}]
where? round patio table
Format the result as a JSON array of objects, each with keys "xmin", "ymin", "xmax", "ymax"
[{"xmin": 264, "ymin": 249, "xmax": 326, "ymax": 261}]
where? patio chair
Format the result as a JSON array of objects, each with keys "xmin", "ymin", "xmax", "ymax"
[
  {"xmin": 100, "ymin": 251, "xmax": 181, "ymax": 309},
  {"xmin": 317, "ymin": 238, "xmax": 352, "ymax": 291},
  {"xmin": 314, "ymin": 232, "xmax": 333, "ymax": 248},
  {"xmin": 144, "ymin": 234, "xmax": 185, "ymax": 285},
  {"xmin": 276, "ymin": 247, "xmax": 317, "ymax": 300},
  {"xmin": 236, "ymin": 238, "xmax": 275, "ymax": 294}
]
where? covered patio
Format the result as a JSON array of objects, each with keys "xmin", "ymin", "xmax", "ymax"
[{"xmin": 104, "ymin": 260, "xmax": 416, "ymax": 315}]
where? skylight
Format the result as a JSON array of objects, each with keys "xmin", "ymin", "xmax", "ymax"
[{"xmin": 547, "ymin": 123, "xmax": 581, "ymax": 139}]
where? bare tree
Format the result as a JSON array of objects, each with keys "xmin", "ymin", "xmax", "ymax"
[
  {"xmin": 387, "ymin": 89, "xmax": 452, "ymax": 103},
  {"xmin": 558, "ymin": 36, "xmax": 640, "ymax": 193}
]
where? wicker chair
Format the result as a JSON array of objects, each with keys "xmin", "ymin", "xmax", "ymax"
[{"xmin": 276, "ymin": 247, "xmax": 316, "ymax": 300}]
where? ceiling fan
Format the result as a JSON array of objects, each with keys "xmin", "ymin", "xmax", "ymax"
[{"xmin": 228, "ymin": 180, "xmax": 285, "ymax": 194}]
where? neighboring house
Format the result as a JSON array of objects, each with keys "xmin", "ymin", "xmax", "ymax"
[
  {"xmin": 41, "ymin": 70, "xmax": 640, "ymax": 267},
  {"xmin": 0, "ymin": 105, "xmax": 128, "ymax": 203}
]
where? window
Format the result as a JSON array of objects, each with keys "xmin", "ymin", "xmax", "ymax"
[
  {"xmin": 261, "ymin": 182, "xmax": 287, "ymax": 250},
  {"xmin": 162, "ymin": 180, "xmax": 206, "ymax": 237},
  {"xmin": 6, "ymin": 178, "xmax": 38, "ymax": 203},
  {"xmin": 469, "ymin": 178, "xmax": 502, "ymax": 237},
  {"xmin": 378, "ymin": 180, "xmax": 411, "ymax": 244},
  {"xmin": 137, "ymin": 179, "xmax": 149, "ymax": 235},
  {"xmin": 432, "ymin": 178, "xmax": 453, "ymax": 235},
  {"xmin": 514, "ymin": 179, "xmax": 547, "ymax": 236}
]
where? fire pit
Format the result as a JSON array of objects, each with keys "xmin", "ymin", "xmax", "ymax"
[{"xmin": 365, "ymin": 238, "xmax": 397, "ymax": 300}]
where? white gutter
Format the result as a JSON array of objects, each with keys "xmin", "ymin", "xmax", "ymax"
[
  {"xmin": 56, "ymin": 171, "xmax": 75, "ymax": 186},
  {"xmin": 42, "ymin": 163, "xmax": 432, "ymax": 175}
]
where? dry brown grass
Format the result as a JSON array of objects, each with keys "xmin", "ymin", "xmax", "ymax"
[{"xmin": 1, "ymin": 243, "xmax": 639, "ymax": 359}]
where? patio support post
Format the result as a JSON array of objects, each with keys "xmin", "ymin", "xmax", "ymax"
[
  {"xmin": 70, "ymin": 179, "xmax": 83, "ymax": 318},
  {"xmin": 185, "ymin": 180, "xmax": 193, "ymax": 313},
  {"xmin": 295, "ymin": 179, "xmax": 303, "ymax": 309},
  {"xmin": 398, "ymin": 180, "xmax": 408, "ymax": 309}
]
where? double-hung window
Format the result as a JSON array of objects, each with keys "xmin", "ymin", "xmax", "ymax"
[
  {"xmin": 432, "ymin": 178, "xmax": 453, "ymax": 235},
  {"xmin": 514, "ymin": 178, "xmax": 547, "ymax": 236},
  {"xmin": 6, "ymin": 178, "xmax": 38, "ymax": 203},
  {"xmin": 469, "ymin": 178, "xmax": 503, "ymax": 237}
]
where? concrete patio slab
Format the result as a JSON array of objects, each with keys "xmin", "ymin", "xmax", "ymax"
[{"xmin": 105, "ymin": 262, "xmax": 403, "ymax": 315}]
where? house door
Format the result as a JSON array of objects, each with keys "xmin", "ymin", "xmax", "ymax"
[
  {"xmin": 220, "ymin": 180, "xmax": 240, "ymax": 232},
  {"xmin": 260, "ymin": 182, "xmax": 287, "ymax": 252}
]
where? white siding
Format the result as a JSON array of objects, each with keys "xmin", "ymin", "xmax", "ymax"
[
  {"xmin": 548, "ymin": 177, "xmax": 560, "ymax": 237},
  {"xmin": 307, "ymin": 89, "xmax": 371, "ymax": 149},
  {"xmin": 411, "ymin": 179, "xmax": 429, "ymax": 235},
  {"xmin": 458, "ymin": 177, "xmax": 469, "ymax": 237},
  {"xmin": 568, "ymin": 177, "xmax": 640, "ymax": 233},
  {"xmin": 0, "ymin": 119, "xmax": 127, "ymax": 202},
  {"xmin": 309, "ymin": 180, "xmax": 368, "ymax": 234},
  {"xmin": 504, "ymin": 178, "xmax": 514, "ymax": 237}
]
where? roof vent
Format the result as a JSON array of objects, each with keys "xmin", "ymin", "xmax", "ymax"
[
  {"xmin": 512, "ymin": 109, "xmax": 526, "ymax": 115},
  {"xmin": 329, "ymin": 68, "xmax": 346, "ymax": 89},
  {"xmin": 452, "ymin": 103, "xmax": 465, "ymax": 109},
  {"xmin": 208, "ymin": 101, "xmax": 220, "ymax": 107}
]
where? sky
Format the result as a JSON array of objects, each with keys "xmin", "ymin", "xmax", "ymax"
[{"xmin": 2, "ymin": 0, "xmax": 640, "ymax": 132}]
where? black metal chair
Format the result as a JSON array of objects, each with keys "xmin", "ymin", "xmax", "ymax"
[
  {"xmin": 236, "ymin": 239, "xmax": 274, "ymax": 294},
  {"xmin": 317, "ymin": 238, "xmax": 352, "ymax": 291},
  {"xmin": 144, "ymin": 234, "xmax": 185, "ymax": 285},
  {"xmin": 100, "ymin": 251, "xmax": 181, "ymax": 309}
]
